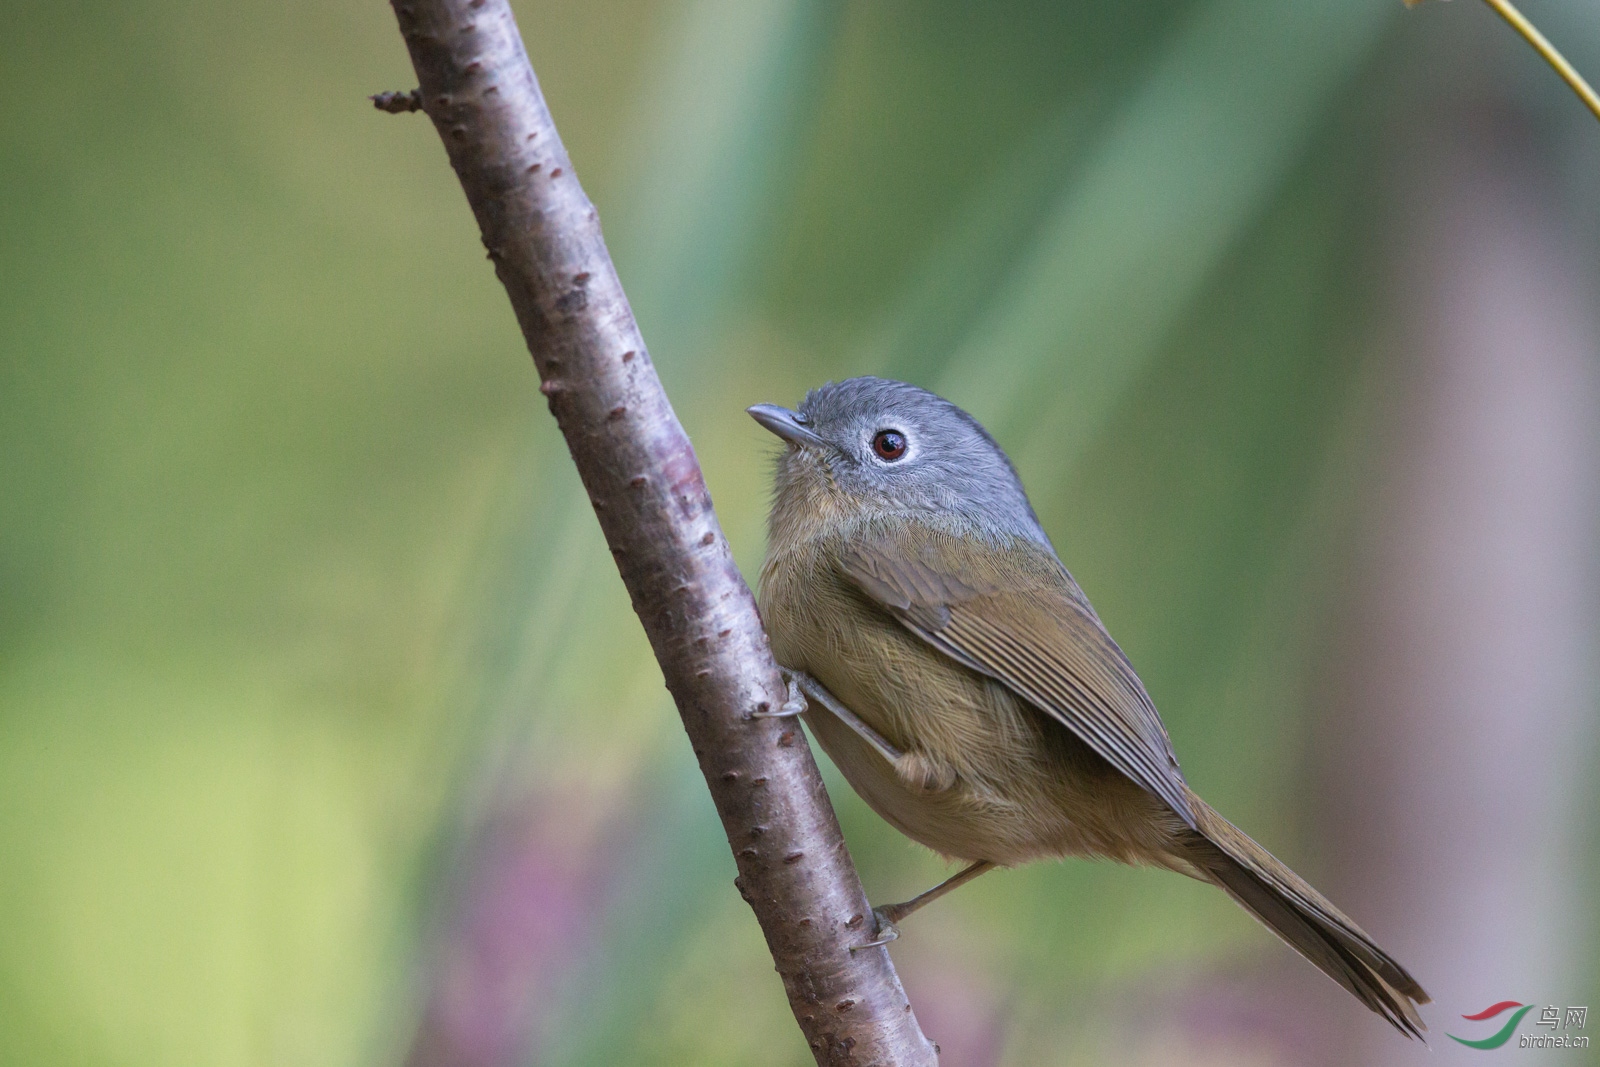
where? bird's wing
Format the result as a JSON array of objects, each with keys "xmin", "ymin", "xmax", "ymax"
[{"xmin": 838, "ymin": 531, "xmax": 1195, "ymax": 827}]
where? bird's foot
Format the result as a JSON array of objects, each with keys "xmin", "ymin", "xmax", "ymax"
[
  {"xmin": 848, "ymin": 860, "xmax": 995, "ymax": 951},
  {"xmin": 851, "ymin": 908, "xmax": 902, "ymax": 951},
  {"xmin": 751, "ymin": 671, "xmax": 807, "ymax": 718}
]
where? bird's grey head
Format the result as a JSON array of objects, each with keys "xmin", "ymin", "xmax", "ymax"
[{"xmin": 748, "ymin": 376, "xmax": 1050, "ymax": 547}]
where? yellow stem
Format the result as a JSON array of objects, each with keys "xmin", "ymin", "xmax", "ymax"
[{"xmin": 1479, "ymin": 0, "xmax": 1600, "ymax": 123}]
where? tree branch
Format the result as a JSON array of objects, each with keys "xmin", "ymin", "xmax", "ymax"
[{"xmin": 382, "ymin": 3, "xmax": 937, "ymax": 1063}]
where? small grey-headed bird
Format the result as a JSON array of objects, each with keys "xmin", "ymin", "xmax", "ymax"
[{"xmin": 750, "ymin": 376, "xmax": 1428, "ymax": 1038}]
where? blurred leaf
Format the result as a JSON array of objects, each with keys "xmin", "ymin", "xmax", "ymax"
[{"xmin": 934, "ymin": 0, "xmax": 1395, "ymax": 478}]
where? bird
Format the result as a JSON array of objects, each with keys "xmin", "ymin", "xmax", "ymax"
[{"xmin": 748, "ymin": 375, "xmax": 1429, "ymax": 1038}]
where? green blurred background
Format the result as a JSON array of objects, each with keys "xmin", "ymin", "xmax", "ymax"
[{"xmin": 2, "ymin": 1, "xmax": 1597, "ymax": 1065}]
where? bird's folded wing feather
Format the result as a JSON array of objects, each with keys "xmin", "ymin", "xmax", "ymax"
[{"xmin": 839, "ymin": 533, "xmax": 1195, "ymax": 828}]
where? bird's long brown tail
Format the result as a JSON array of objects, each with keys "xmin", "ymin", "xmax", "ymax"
[{"xmin": 1181, "ymin": 793, "xmax": 1430, "ymax": 1039}]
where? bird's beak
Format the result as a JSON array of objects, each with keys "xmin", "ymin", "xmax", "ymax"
[{"xmin": 747, "ymin": 404, "xmax": 829, "ymax": 449}]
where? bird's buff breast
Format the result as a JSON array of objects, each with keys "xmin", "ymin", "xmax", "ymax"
[{"xmin": 759, "ymin": 539, "xmax": 1149, "ymax": 868}]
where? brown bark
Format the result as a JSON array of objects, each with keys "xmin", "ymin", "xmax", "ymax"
[{"xmin": 381, "ymin": 2, "xmax": 937, "ymax": 1063}]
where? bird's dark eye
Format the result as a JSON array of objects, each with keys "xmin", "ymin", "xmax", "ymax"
[{"xmin": 872, "ymin": 429, "xmax": 907, "ymax": 461}]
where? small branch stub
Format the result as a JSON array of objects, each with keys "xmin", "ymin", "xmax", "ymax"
[{"xmin": 371, "ymin": 88, "xmax": 424, "ymax": 113}]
